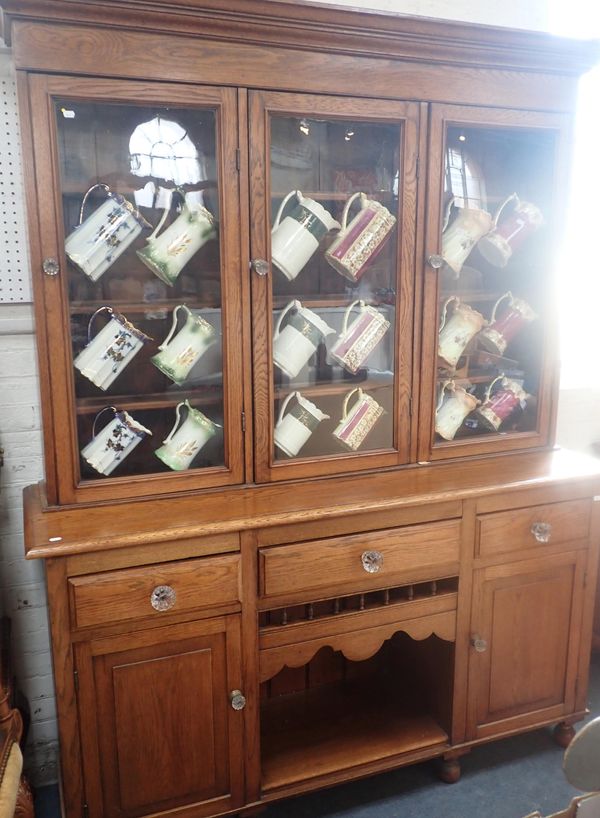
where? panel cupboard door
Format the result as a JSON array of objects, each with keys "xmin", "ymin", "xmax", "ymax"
[
  {"xmin": 22, "ymin": 74, "xmax": 246, "ymax": 504},
  {"xmin": 467, "ymin": 551, "xmax": 586, "ymax": 741},
  {"xmin": 73, "ymin": 617, "xmax": 244, "ymax": 818},
  {"xmin": 418, "ymin": 104, "xmax": 571, "ymax": 462},
  {"xmin": 249, "ymin": 91, "xmax": 419, "ymax": 482}
]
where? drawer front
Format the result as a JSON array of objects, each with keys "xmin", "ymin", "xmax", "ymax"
[
  {"xmin": 259, "ymin": 520, "xmax": 461, "ymax": 600},
  {"xmin": 477, "ymin": 499, "xmax": 591, "ymax": 559},
  {"xmin": 69, "ymin": 554, "xmax": 240, "ymax": 629}
]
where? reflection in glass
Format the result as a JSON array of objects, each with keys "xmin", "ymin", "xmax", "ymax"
[
  {"xmin": 434, "ymin": 125, "xmax": 555, "ymax": 444},
  {"xmin": 55, "ymin": 100, "xmax": 225, "ymax": 479},
  {"xmin": 269, "ymin": 115, "xmax": 401, "ymax": 462}
]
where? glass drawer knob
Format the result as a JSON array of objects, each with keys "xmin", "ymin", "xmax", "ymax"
[
  {"xmin": 471, "ymin": 635, "xmax": 488, "ymax": 653},
  {"xmin": 427, "ymin": 254, "xmax": 445, "ymax": 270},
  {"xmin": 251, "ymin": 258, "xmax": 270, "ymax": 276},
  {"xmin": 230, "ymin": 690, "xmax": 246, "ymax": 711},
  {"xmin": 361, "ymin": 550, "xmax": 384, "ymax": 573},
  {"xmin": 42, "ymin": 257, "xmax": 60, "ymax": 276},
  {"xmin": 150, "ymin": 585, "xmax": 176, "ymax": 611},
  {"xmin": 531, "ymin": 522, "xmax": 552, "ymax": 543}
]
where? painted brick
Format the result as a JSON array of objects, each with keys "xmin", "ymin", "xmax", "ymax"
[
  {"xmin": 6, "ymin": 582, "xmax": 48, "ymax": 613},
  {"xmin": 0, "ymin": 533, "xmax": 30, "ymax": 560},
  {"xmin": 19, "ymin": 673, "xmax": 56, "ymax": 703},
  {"xmin": 14, "ymin": 648, "xmax": 54, "ymax": 681},
  {"xmin": 25, "ymin": 716, "xmax": 59, "ymax": 745},
  {"xmin": 0, "ymin": 556, "xmax": 44, "ymax": 587},
  {"xmin": 30, "ymin": 696, "xmax": 57, "ymax": 723}
]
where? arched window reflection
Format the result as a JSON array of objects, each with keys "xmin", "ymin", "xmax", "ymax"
[
  {"xmin": 129, "ymin": 115, "xmax": 208, "ymax": 209},
  {"xmin": 445, "ymin": 143, "xmax": 487, "ymax": 211}
]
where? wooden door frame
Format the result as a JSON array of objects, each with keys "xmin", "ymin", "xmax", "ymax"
[
  {"xmin": 22, "ymin": 73, "xmax": 247, "ymax": 504},
  {"xmin": 249, "ymin": 89, "xmax": 419, "ymax": 483}
]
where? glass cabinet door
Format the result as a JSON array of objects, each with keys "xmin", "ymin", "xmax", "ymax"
[
  {"xmin": 419, "ymin": 105, "xmax": 569, "ymax": 461},
  {"xmin": 27, "ymin": 76, "xmax": 245, "ymax": 503},
  {"xmin": 250, "ymin": 91, "xmax": 419, "ymax": 482}
]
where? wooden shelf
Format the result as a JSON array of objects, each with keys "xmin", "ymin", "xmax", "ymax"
[
  {"xmin": 69, "ymin": 299, "xmax": 221, "ymax": 315},
  {"xmin": 75, "ymin": 386, "xmax": 223, "ymax": 415},
  {"xmin": 438, "ymin": 290, "xmax": 503, "ymax": 303},
  {"xmin": 271, "ymin": 190, "xmax": 396, "ymax": 202},
  {"xmin": 272, "ymin": 295, "xmax": 395, "ymax": 310},
  {"xmin": 274, "ymin": 375, "xmax": 393, "ymax": 400},
  {"xmin": 261, "ymin": 680, "xmax": 448, "ymax": 791}
]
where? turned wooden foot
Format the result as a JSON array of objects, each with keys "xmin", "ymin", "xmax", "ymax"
[
  {"xmin": 437, "ymin": 756, "xmax": 461, "ymax": 783},
  {"xmin": 553, "ymin": 721, "xmax": 576, "ymax": 749}
]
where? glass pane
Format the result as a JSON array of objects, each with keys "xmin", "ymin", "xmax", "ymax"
[
  {"xmin": 55, "ymin": 100, "xmax": 225, "ymax": 480},
  {"xmin": 434, "ymin": 125, "xmax": 556, "ymax": 445},
  {"xmin": 269, "ymin": 115, "xmax": 400, "ymax": 462}
]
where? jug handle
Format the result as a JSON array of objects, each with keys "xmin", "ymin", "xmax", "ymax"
[
  {"xmin": 91, "ymin": 405, "xmax": 117, "ymax": 439},
  {"xmin": 77, "ymin": 183, "xmax": 111, "ymax": 226},
  {"xmin": 341, "ymin": 300, "xmax": 364, "ymax": 336},
  {"xmin": 490, "ymin": 291, "xmax": 513, "ymax": 324},
  {"xmin": 436, "ymin": 380, "xmax": 454, "ymax": 414},
  {"xmin": 441, "ymin": 196, "xmax": 455, "ymax": 234},
  {"xmin": 147, "ymin": 187, "xmax": 184, "ymax": 241},
  {"xmin": 274, "ymin": 299, "xmax": 300, "ymax": 339},
  {"xmin": 87, "ymin": 306, "xmax": 114, "ymax": 343},
  {"xmin": 158, "ymin": 304, "xmax": 189, "ymax": 351},
  {"xmin": 484, "ymin": 374, "xmax": 505, "ymax": 403},
  {"xmin": 493, "ymin": 193, "xmax": 519, "ymax": 228},
  {"xmin": 439, "ymin": 296, "xmax": 459, "ymax": 333},
  {"xmin": 342, "ymin": 387, "xmax": 362, "ymax": 421},
  {"xmin": 339, "ymin": 192, "xmax": 363, "ymax": 232},
  {"xmin": 276, "ymin": 391, "xmax": 298, "ymax": 427},
  {"xmin": 163, "ymin": 400, "xmax": 187, "ymax": 444},
  {"xmin": 273, "ymin": 190, "xmax": 300, "ymax": 230}
]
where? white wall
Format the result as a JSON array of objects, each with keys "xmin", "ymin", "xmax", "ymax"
[{"xmin": 0, "ymin": 0, "xmax": 597, "ymax": 788}]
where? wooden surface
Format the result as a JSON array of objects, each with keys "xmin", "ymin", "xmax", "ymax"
[{"xmin": 23, "ymin": 449, "xmax": 600, "ymax": 558}]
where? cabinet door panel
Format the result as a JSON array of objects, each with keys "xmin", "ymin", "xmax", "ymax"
[
  {"xmin": 75, "ymin": 617, "xmax": 244, "ymax": 818},
  {"xmin": 468, "ymin": 551, "xmax": 585, "ymax": 740},
  {"xmin": 418, "ymin": 104, "xmax": 571, "ymax": 463},
  {"xmin": 250, "ymin": 90, "xmax": 419, "ymax": 483},
  {"xmin": 25, "ymin": 74, "xmax": 246, "ymax": 504}
]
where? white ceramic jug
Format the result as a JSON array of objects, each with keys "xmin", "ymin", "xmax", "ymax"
[
  {"xmin": 81, "ymin": 406, "xmax": 152, "ymax": 475},
  {"xmin": 152, "ymin": 305, "xmax": 216, "ymax": 385},
  {"xmin": 325, "ymin": 192, "xmax": 396, "ymax": 282},
  {"xmin": 330, "ymin": 300, "xmax": 390, "ymax": 374},
  {"xmin": 65, "ymin": 183, "xmax": 151, "ymax": 281},
  {"xmin": 155, "ymin": 400, "xmax": 219, "ymax": 471},
  {"xmin": 73, "ymin": 306, "xmax": 152, "ymax": 391},
  {"xmin": 274, "ymin": 391, "xmax": 329, "ymax": 458},
  {"xmin": 271, "ymin": 190, "xmax": 340, "ymax": 281},
  {"xmin": 273, "ymin": 300, "xmax": 335, "ymax": 378},
  {"xmin": 434, "ymin": 380, "xmax": 479, "ymax": 441},
  {"xmin": 137, "ymin": 188, "xmax": 217, "ymax": 286},
  {"xmin": 438, "ymin": 296, "xmax": 486, "ymax": 370}
]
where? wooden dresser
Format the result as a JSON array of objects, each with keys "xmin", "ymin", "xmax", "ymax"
[{"xmin": 3, "ymin": 1, "xmax": 600, "ymax": 816}]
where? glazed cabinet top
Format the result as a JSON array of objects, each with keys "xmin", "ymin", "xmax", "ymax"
[{"xmin": 4, "ymin": 0, "xmax": 599, "ymax": 505}]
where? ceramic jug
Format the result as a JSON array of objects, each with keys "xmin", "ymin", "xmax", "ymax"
[
  {"xmin": 273, "ymin": 300, "xmax": 336, "ymax": 378},
  {"xmin": 271, "ymin": 190, "xmax": 341, "ymax": 281},
  {"xmin": 333, "ymin": 388, "xmax": 384, "ymax": 451},
  {"xmin": 274, "ymin": 391, "xmax": 330, "ymax": 458},
  {"xmin": 441, "ymin": 194, "xmax": 514, "ymax": 277},
  {"xmin": 438, "ymin": 296, "xmax": 486, "ymax": 370},
  {"xmin": 477, "ymin": 194, "xmax": 544, "ymax": 268},
  {"xmin": 324, "ymin": 192, "xmax": 396, "ymax": 282},
  {"xmin": 473, "ymin": 375, "xmax": 529, "ymax": 432},
  {"xmin": 74, "ymin": 306, "xmax": 152, "ymax": 391},
  {"xmin": 477, "ymin": 291, "xmax": 538, "ymax": 356},
  {"xmin": 65, "ymin": 183, "xmax": 151, "ymax": 281},
  {"xmin": 434, "ymin": 380, "xmax": 479, "ymax": 441},
  {"xmin": 155, "ymin": 400, "xmax": 219, "ymax": 471},
  {"xmin": 330, "ymin": 300, "xmax": 390, "ymax": 375},
  {"xmin": 137, "ymin": 188, "xmax": 217, "ymax": 286},
  {"xmin": 81, "ymin": 406, "xmax": 152, "ymax": 476},
  {"xmin": 152, "ymin": 305, "xmax": 217, "ymax": 385}
]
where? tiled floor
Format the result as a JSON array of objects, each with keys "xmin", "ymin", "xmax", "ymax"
[{"xmin": 33, "ymin": 654, "xmax": 600, "ymax": 818}]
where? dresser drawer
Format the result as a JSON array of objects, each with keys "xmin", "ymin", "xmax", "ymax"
[
  {"xmin": 69, "ymin": 553, "xmax": 240, "ymax": 629},
  {"xmin": 259, "ymin": 520, "xmax": 461, "ymax": 601},
  {"xmin": 477, "ymin": 499, "xmax": 591, "ymax": 559}
]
